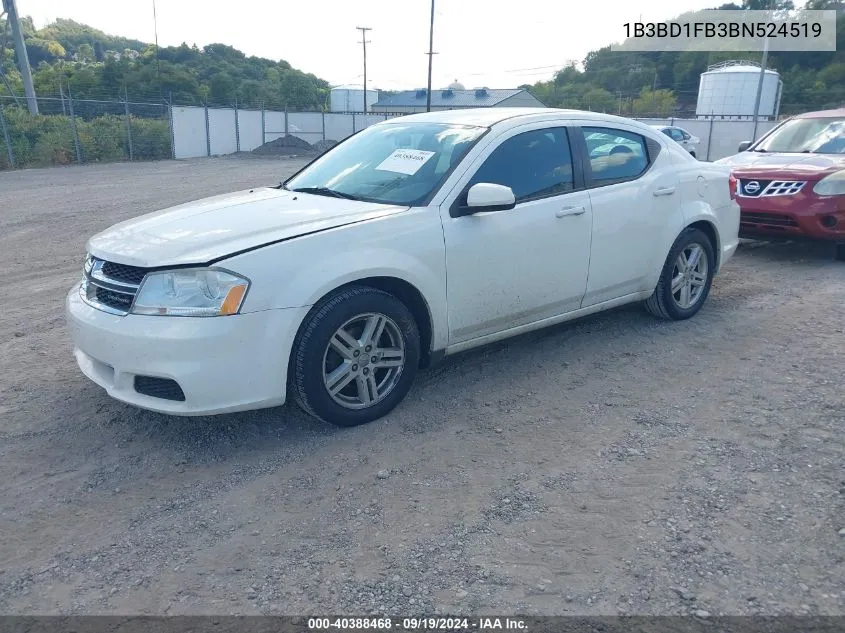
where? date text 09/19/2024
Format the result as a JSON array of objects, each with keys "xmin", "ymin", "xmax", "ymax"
[{"xmin": 307, "ymin": 617, "xmax": 528, "ymax": 630}]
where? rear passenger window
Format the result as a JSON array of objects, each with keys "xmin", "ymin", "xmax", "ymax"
[{"xmin": 583, "ymin": 127, "xmax": 650, "ymax": 185}]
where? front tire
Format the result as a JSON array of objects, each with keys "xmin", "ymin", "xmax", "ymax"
[
  {"xmin": 290, "ymin": 286, "xmax": 420, "ymax": 427},
  {"xmin": 644, "ymin": 228, "xmax": 715, "ymax": 320},
  {"xmin": 835, "ymin": 242, "xmax": 845, "ymax": 262}
]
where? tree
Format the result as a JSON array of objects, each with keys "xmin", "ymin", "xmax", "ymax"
[
  {"xmin": 741, "ymin": 0, "xmax": 794, "ymax": 9},
  {"xmin": 583, "ymin": 88, "xmax": 615, "ymax": 112},
  {"xmin": 25, "ymin": 39, "xmax": 67, "ymax": 65},
  {"xmin": 633, "ymin": 88, "xmax": 677, "ymax": 116},
  {"xmin": 76, "ymin": 43, "xmax": 94, "ymax": 62}
]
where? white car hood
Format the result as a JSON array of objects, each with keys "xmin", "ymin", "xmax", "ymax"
[{"xmin": 87, "ymin": 187, "xmax": 407, "ymax": 268}]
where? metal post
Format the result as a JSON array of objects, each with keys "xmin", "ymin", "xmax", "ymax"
[
  {"xmin": 234, "ymin": 97, "xmax": 240, "ymax": 152},
  {"xmin": 67, "ymin": 85, "xmax": 82, "ymax": 163},
  {"xmin": 751, "ymin": 38, "xmax": 769, "ymax": 142},
  {"xmin": 0, "ymin": 107, "xmax": 15, "ymax": 168},
  {"xmin": 59, "ymin": 78, "xmax": 67, "ymax": 116},
  {"xmin": 284, "ymin": 105, "xmax": 289, "ymax": 137},
  {"xmin": 167, "ymin": 91, "xmax": 175, "ymax": 159},
  {"xmin": 352, "ymin": 111, "xmax": 357, "ymax": 134},
  {"xmin": 321, "ymin": 111, "xmax": 326, "ymax": 141},
  {"xmin": 261, "ymin": 101, "xmax": 266, "ymax": 146},
  {"xmin": 204, "ymin": 102, "xmax": 211, "ymax": 157},
  {"xmin": 123, "ymin": 87, "xmax": 134, "ymax": 160},
  {"xmin": 706, "ymin": 114, "xmax": 715, "ymax": 162}
]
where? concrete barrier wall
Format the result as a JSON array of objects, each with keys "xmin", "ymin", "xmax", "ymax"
[{"xmin": 172, "ymin": 106, "xmax": 777, "ymax": 162}]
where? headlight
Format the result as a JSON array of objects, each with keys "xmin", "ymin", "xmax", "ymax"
[
  {"xmin": 132, "ymin": 268, "xmax": 249, "ymax": 317},
  {"xmin": 813, "ymin": 170, "xmax": 845, "ymax": 196}
]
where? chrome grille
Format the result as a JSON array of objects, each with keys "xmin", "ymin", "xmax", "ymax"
[
  {"xmin": 738, "ymin": 179, "xmax": 806, "ymax": 198},
  {"xmin": 760, "ymin": 180, "xmax": 806, "ymax": 196},
  {"xmin": 80, "ymin": 256, "xmax": 148, "ymax": 315}
]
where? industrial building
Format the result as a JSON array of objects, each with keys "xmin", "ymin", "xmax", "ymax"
[
  {"xmin": 696, "ymin": 61, "xmax": 782, "ymax": 121},
  {"xmin": 369, "ymin": 86, "xmax": 545, "ymax": 113},
  {"xmin": 329, "ymin": 86, "xmax": 380, "ymax": 113}
]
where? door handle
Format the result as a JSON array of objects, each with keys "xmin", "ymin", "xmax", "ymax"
[
  {"xmin": 555, "ymin": 205, "xmax": 586, "ymax": 218},
  {"xmin": 653, "ymin": 186, "xmax": 676, "ymax": 197}
]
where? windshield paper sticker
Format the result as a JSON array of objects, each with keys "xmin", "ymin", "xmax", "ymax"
[{"xmin": 375, "ymin": 149, "xmax": 436, "ymax": 175}]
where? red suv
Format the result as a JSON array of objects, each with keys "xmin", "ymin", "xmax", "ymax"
[{"xmin": 716, "ymin": 108, "xmax": 845, "ymax": 261}]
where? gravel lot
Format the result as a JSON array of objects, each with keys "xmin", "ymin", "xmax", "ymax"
[{"xmin": 1, "ymin": 157, "xmax": 843, "ymax": 617}]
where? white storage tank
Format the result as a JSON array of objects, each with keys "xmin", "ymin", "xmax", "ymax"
[
  {"xmin": 696, "ymin": 61, "xmax": 782, "ymax": 120},
  {"xmin": 329, "ymin": 86, "xmax": 379, "ymax": 113}
]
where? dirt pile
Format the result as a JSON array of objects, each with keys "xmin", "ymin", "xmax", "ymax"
[{"xmin": 251, "ymin": 134, "xmax": 314, "ymax": 156}]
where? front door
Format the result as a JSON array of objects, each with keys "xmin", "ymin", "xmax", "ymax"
[{"xmin": 439, "ymin": 125, "xmax": 593, "ymax": 344}]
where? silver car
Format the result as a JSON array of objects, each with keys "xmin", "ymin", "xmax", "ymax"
[{"xmin": 652, "ymin": 125, "xmax": 700, "ymax": 158}]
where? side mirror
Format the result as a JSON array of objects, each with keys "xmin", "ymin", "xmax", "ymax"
[
  {"xmin": 452, "ymin": 183, "xmax": 516, "ymax": 217},
  {"xmin": 738, "ymin": 141, "xmax": 752, "ymax": 152}
]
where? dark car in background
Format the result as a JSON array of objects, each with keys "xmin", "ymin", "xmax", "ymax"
[{"xmin": 716, "ymin": 108, "xmax": 845, "ymax": 260}]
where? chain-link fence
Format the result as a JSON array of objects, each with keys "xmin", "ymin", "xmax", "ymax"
[
  {"xmin": 0, "ymin": 95, "xmax": 172, "ymax": 170},
  {"xmin": 0, "ymin": 92, "xmax": 792, "ymax": 170}
]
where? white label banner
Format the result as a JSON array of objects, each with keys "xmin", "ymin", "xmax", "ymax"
[{"xmin": 375, "ymin": 149, "xmax": 436, "ymax": 175}]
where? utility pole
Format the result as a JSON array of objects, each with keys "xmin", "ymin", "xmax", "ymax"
[
  {"xmin": 425, "ymin": 0, "xmax": 436, "ymax": 112},
  {"xmin": 152, "ymin": 0, "xmax": 161, "ymax": 91},
  {"xmin": 751, "ymin": 40, "xmax": 769, "ymax": 142},
  {"xmin": 2, "ymin": 0, "xmax": 37, "ymax": 114},
  {"xmin": 356, "ymin": 27, "xmax": 371, "ymax": 113},
  {"xmin": 751, "ymin": 0, "xmax": 776, "ymax": 141}
]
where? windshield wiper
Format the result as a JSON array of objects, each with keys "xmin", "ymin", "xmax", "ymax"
[{"xmin": 290, "ymin": 186, "xmax": 360, "ymax": 200}]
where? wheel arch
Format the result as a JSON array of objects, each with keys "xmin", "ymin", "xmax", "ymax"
[
  {"xmin": 685, "ymin": 219, "xmax": 721, "ymax": 270},
  {"xmin": 288, "ymin": 276, "xmax": 437, "ymax": 376}
]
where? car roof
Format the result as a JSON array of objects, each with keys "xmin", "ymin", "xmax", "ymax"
[
  {"xmin": 379, "ymin": 107, "xmax": 660, "ymax": 133},
  {"xmin": 793, "ymin": 107, "xmax": 845, "ymax": 119}
]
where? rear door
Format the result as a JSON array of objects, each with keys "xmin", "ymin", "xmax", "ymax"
[{"xmin": 573, "ymin": 123, "xmax": 683, "ymax": 307}]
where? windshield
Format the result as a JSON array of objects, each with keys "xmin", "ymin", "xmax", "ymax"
[
  {"xmin": 754, "ymin": 117, "xmax": 845, "ymax": 154},
  {"xmin": 284, "ymin": 122, "xmax": 487, "ymax": 206}
]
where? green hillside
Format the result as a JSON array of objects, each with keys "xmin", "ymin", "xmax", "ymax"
[
  {"xmin": 525, "ymin": 0, "xmax": 845, "ymax": 116},
  {"xmin": 0, "ymin": 17, "xmax": 329, "ymax": 109}
]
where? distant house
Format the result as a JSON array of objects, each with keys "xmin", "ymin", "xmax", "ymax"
[{"xmin": 370, "ymin": 88, "xmax": 545, "ymax": 113}]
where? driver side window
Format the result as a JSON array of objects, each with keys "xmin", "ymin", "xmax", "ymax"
[{"xmin": 467, "ymin": 127, "xmax": 574, "ymax": 204}]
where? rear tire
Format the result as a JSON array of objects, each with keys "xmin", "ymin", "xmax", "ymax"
[
  {"xmin": 836, "ymin": 243, "xmax": 845, "ymax": 262},
  {"xmin": 290, "ymin": 286, "xmax": 420, "ymax": 427},
  {"xmin": 644, "ymin": 228, "xmax": 715, "ymax": 320}
]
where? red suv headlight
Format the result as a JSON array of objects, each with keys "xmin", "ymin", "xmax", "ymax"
[{"xmin": 813, "ymin": 170, "xmax": 845, "ymax": 196}]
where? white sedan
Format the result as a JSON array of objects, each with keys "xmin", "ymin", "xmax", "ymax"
[
  {"xmin": 66, "ymin": 108, "xmax": 740, "ymax": 427},
  {"xmin": 652, "ymin": 125, "xmax": 701, "ymax": 158}
]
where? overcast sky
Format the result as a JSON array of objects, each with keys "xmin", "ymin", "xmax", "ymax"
[{"xmin": 23, "ymin": 0, "xmax": 723, "ymax": 90}]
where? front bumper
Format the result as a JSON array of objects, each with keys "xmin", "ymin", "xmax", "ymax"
[
  {"xmin": 737, "ymin": 192, "xmax": 845, "ymax": 242},
  {"xmin": 66, "ymin": 283, "xmax": 309, "ymax": 416}
]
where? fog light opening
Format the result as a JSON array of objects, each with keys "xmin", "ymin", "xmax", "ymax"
[{"xmin": 821, "ymin": 215, "xmax": 838, "ymax": 229}]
